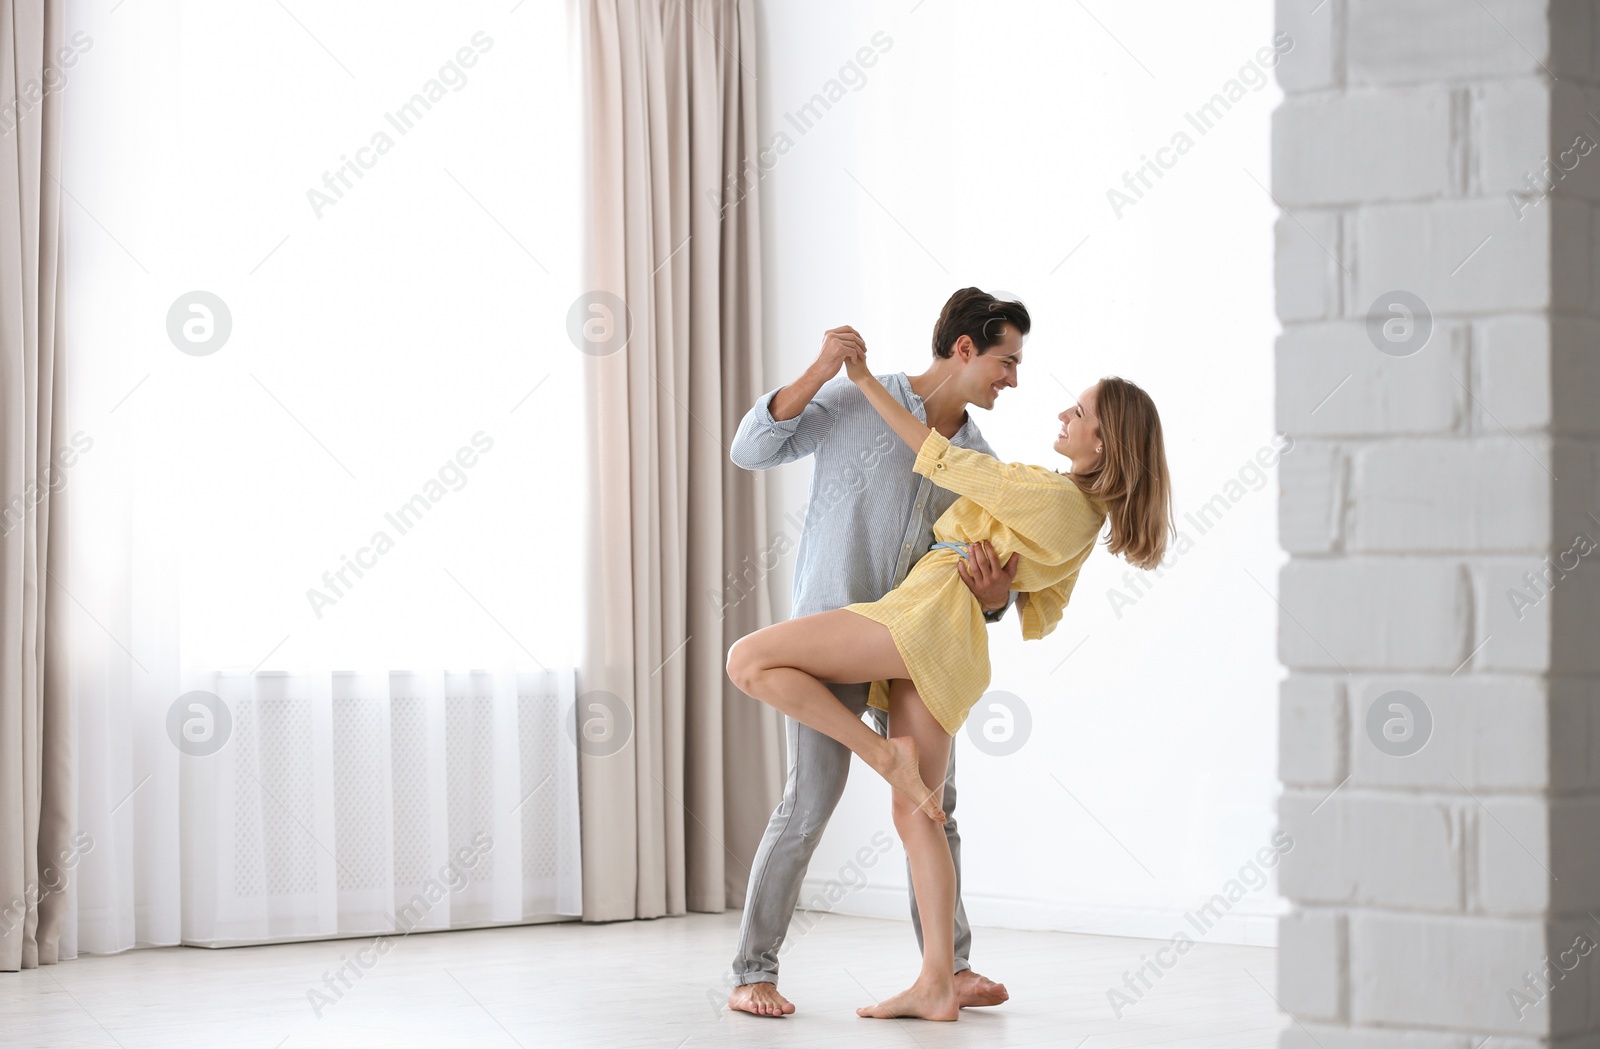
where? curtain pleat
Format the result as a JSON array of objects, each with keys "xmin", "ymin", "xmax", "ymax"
[
  {"xmin": 0, "ymin": 0, "xmax": 72, "ymax": 973},
  {"xmin": 575, "ymin": 0, "xmax": 783, "ymax": 921}
]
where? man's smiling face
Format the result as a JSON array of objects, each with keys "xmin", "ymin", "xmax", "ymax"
[{"xmin": 966, "ymin": 323, "xmax": 1023, "ymax": 409}]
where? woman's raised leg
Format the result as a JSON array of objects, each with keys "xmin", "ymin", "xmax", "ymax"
[
  {"xmin": 726, "ymin": 610, "xmax": 946, "ymax": 823},
  {"xmin": 856, "ymin": 678, "xmax": 960, "ymax": 1022}
]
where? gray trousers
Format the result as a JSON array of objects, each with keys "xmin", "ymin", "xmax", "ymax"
[{"xmin": 730, "ymin": 680, "xmax": 972, "ymax": 986}]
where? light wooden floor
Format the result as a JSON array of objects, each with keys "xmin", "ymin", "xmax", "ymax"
[{"xmin": 1, "ymin": 910, "xmax": 1284, "ymax": 1048}]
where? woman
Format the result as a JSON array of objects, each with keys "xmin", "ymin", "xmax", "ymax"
[{"xmin": 725, "ymin": 350, "xmax": 1173, "ymax": 1021}]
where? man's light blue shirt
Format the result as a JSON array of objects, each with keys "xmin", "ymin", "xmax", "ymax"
[{"xmin": 730, "ymin": 372, "xmax": 1011, "ymax": 621}]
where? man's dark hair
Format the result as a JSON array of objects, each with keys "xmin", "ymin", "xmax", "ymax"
[{"xmin": 931, "ymin": 287, "xmax": 1031, "ymax": 359}]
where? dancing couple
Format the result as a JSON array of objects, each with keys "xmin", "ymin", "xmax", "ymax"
[{"xmin": 724, "ymin": 287, "xmax": 1173, "ymax": 1021}]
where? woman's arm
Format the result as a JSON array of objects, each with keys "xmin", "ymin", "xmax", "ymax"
[
  {"xmin": 844, "ymin": 353, "xmax": 932, "ymax": 452},
  {"xmin": 842, "ymin": 345, "xmax": 1101, "ymax": 562}
]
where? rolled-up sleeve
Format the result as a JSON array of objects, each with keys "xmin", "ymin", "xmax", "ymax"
[
  {"xmin": 729, "ymin": 376, "xmax": 852, "ymax": 470},
  {"xmin": 1021, "ymin": 571, "xmax": 1079, "ymax": 641}
]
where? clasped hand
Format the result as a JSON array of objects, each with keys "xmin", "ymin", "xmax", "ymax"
[{"xmin": 958, "ymin": 540, "xmax": 1018, "ymax": 614}]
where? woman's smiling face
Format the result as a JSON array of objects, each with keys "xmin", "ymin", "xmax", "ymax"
[{"xmin": 1053, "ymin": 382, "xmax": 1101, "ymax": 467}]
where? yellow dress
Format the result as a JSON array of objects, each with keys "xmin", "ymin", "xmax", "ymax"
[{"xmin": 844, "ymin": 429, "xmax": 1107, "ymax": 736}]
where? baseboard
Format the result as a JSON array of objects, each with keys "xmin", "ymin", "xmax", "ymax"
[
  {"xmin": 181, "ymin": 913, "xmax": 579, "ymax": 950},
  {"xmin": 797, "ymin": 879, "xmax": 1284, "ymax": 948}
]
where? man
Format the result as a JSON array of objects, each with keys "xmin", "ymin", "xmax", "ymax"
[{"xmin": 726, "ymin": 287, "xmax": 1030, "ymax": 1017}]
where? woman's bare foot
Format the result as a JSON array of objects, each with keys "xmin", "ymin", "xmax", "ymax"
[
  {"xmin": 954, "ymin": 969, "xmax": 1010, "ymax": 1007},
  {"xmin": 879, "ymin": 736, "xmax": 945, "ymax": 823},
  {"xmin": 856, "ymin": 978, "xmax": 960, "ymax": 1021},
  {"xmin": 727, "ymin": 982, "xmax": 795, "ymax": 1017}
]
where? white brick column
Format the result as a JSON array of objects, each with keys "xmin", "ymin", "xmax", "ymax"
[{"xmin": 1272, "ymin": 2, "xmax": 1600, "ymax": 1046}]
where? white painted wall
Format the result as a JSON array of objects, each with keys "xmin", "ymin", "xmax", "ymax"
[{"xmin": 749, "ymin": 0, "xmax": 1286, "ymax": 949}]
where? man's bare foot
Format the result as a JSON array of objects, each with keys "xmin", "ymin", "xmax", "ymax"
[
  {"xmin": 954, "ymin": 969, "xmax": 1009, "ymax": 1008},
  {"xmin": 727, "ymin": 982, "xmax": 795, "ymax": 1017},
  {"xmin": 856, "ymin": 977, "xmax": 960, "ymax": 1021},
  {"xmin": 880, "ymin": 736, "xmax": 945, "ymax": 823}
]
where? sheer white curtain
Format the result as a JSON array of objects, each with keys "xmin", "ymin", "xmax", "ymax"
[{"xmin": 59, "ymin": 0, "xmax": 582, "ymax": 953}]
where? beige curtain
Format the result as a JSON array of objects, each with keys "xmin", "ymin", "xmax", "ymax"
[
  {"xmin": 0, "ymin": 0, "xmax": 72, "ymax": 972},
  {"xmin": 575, "ymin": 0, "xmax": 783, "ymax": 920}
]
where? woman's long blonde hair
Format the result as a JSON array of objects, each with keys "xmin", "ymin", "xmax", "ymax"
[{"xmin": 1068, "ymin": 376, "xmax": 1173, "ymax": 571}]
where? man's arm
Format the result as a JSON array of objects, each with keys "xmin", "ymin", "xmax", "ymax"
[
  {"xmin": 983, "ymin": 592, "xmax": 1017, "ymax": 623},
  {"xmin": 729, "ymin": 327, "xmax": 866, "ymax": 470},
  {"xmin": 957, "ymin": 539, "xmax": 1019, "ymax": 620}
]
